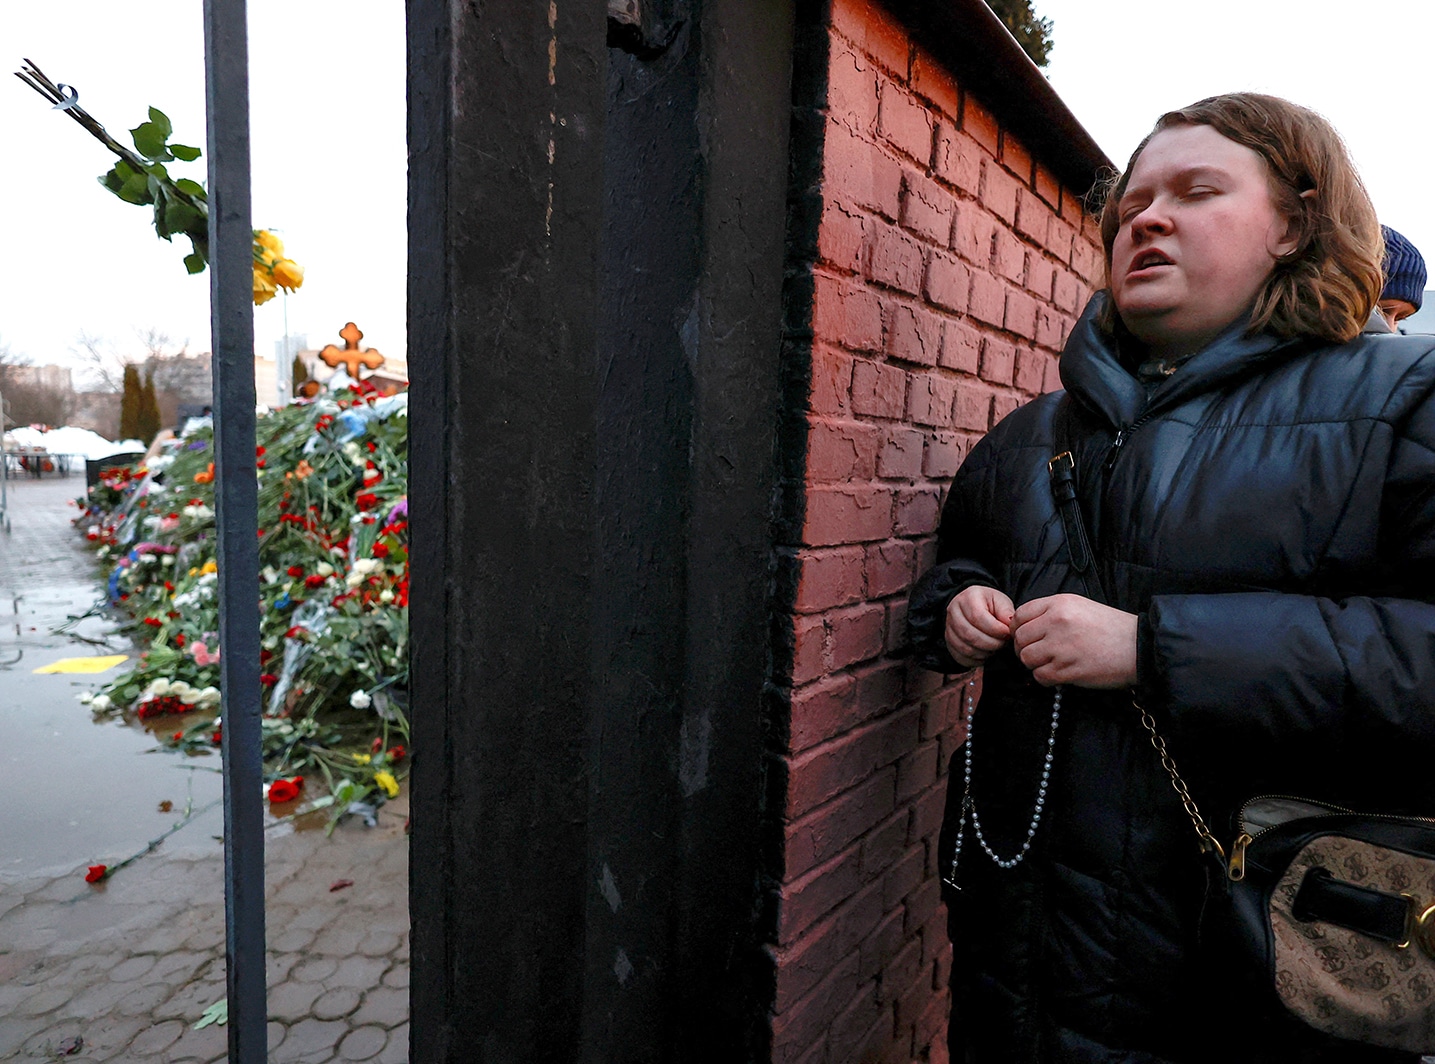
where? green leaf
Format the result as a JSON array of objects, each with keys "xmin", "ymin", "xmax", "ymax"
[
  {"xmin": 147, "ymin": 106, "xmax": 173, "ymax": 139},
  {"xmin": 165, "ymin": 200, "xmax": 202, "ymax": 238},
  {"xmin": 170, "ymin": 143, "xmax": 202, "ymax": 162},
  {"xmin": 117, "ymin": 171, "xmax": 154, "ymax": 205},
  {"xmin": 174, "ymin": 177, "xmax": 206, "ymax": 198},
  {"xmin": 192, "ymin": 998, "xmax": 227, "ymax": 1030},
  {"xmin": 131, "ymin": 121, "xmax": 172, "ymax": 162},
  {"xmin": 184, "ymin": 252, "xmax": 207, "ymax": 274}
]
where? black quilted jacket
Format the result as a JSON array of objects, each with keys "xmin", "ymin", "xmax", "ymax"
[{"xmin": 908, "ymin": 293, "xmax": 1435, "ymax": 1062}]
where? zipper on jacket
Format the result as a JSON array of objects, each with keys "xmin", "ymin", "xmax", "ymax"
[{"xmin": 1102, "ymin": 412, "xmax": 1156, "ymax": 474}]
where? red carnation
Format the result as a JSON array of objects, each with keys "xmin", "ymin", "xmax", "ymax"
[
  {"xmin": 174, "ymin": 633, "xmax": 186, "ymax": 647},
  {"xmin": 84, "ymin": 865, "xmax": 107, "ymax": 883},
  {"xmin": 387, "ymin": 745, "xmax": 406, "ymax": 763},
  {"xmin": 356, "ymin": 492, "xmax": 378, "ymax": 511},
  {"xmin": 371, "ymin": 736, "xmax": 384, "ymax": 753},
  {"xmin": 173, "ymin": 731, "xmax": 183, "ymax": 741},
  {"xmin": 256, "ymin": 446, "xmax": 266, "ymax": 457},
  {"xmin": 304, "ymin": 574, "xmax": 325, "ymax": 589},
  {"xmin": 372, "ymin": 542, "xmax": 389, "ymax": 558},
  {"xmin": 267, "ymin": 776, "xmax": 303, "ymax": 803},
  {"xmin": 260, "ymin": 673, "xmax": 278, "ymax": 686},
  {"xmin": 143, "ymin": 617, "xmax": 162, "ymax": 628},
  {"xmin": 287, "ymin": 565, "xmax": 304, "ymax": 578}
]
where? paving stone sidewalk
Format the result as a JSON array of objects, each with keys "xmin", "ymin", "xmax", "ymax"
[
  {"xmin": 0, "ymin": 800, "xmax": 410, "ymax": 1063},
  {"xmin": 0, "ymin": 474, "xmax": 411, "ymax": 1062}
]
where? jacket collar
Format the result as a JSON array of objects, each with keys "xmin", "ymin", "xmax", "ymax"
[{"xmin": 1059, "ymin": 291, "xmax": 1303, "ymax": 428}]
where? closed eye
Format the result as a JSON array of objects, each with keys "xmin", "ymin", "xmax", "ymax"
[{"xmin": 1119, "ymin": 198, "xmax": 1151, "ymax": 224}]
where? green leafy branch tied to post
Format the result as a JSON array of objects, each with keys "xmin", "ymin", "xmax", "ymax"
[{"xmin": 15, "ymin": 59, "xmax": 303, "ymax": 302}]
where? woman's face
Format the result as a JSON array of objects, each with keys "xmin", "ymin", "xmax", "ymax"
[{"xmin": 1110, "ymin": 124, "xmax": 1299, "ymax": 356}]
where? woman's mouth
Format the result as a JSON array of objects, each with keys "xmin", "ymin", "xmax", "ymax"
[{"xmin": 1128, "ymin": 249, "xmax": 1175, "ymax": 276}]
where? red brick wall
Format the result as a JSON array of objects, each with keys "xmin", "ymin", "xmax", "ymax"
[{"xmin": 768, "ymin": 1, "xmax": 1103, "ymax": 1059}]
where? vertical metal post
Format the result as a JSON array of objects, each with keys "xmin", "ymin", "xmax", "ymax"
[{"xmin": 203, "ymin": 1, "xmax": 266, "ymax": 1060}]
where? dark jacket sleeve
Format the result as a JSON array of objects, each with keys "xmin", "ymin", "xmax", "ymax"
[
  {"xmin": 908, "ymin": 442, "xmax": 1002, "ymax": 673},
  {"xmin": 1142, "ymin": 391, "xmax": 1435, "ymax": 754}
]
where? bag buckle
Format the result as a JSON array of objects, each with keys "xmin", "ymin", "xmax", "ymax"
[
  {"xmin": 1398, "ymin": 894, "xmax": 1435, "ymax": 957},
  {"xmin": 1048, "ymin": 451, "xmax": 1074, "ymax": 475}
]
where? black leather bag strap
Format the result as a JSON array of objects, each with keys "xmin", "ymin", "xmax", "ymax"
[{"xmin": 1047, "ymin": 399, "xmax": 1107, "ymax": 606}]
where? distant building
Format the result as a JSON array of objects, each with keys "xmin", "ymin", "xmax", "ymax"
[
  {"xmin": 70, "ymin": 391, "xmax": 122, "ymax": 439},
  {"xmin": 4, "ymin": 364, "xmax": 73, "ymax": 393}
]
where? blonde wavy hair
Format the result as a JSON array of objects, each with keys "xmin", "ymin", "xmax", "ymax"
[{"xmin": 1097, "ymin": 93, "xmax": 1382, "ymax": 344}]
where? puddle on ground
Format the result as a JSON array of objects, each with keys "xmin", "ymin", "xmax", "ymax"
[{"xmin": 0, "ymin": 478, "xmax": 361, "ymax": 880}]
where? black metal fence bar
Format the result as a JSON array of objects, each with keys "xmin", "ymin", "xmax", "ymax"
[{"xmin": 202, "ymin": 1, "xmax": 266, "ymax": 1059}]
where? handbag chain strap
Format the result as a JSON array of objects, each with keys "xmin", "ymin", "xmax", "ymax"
[
  {"xmin": 1048, "ymin": 401, "xmax": 1225, "ymax": 861},
  {"xmin": 1134, "ymin": 697, "xmax": 1226, "ymax": 860}
]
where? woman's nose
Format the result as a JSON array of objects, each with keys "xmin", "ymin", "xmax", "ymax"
[{"xmin": 1130, "ymin": 201, "xmax": 1172, "ymax": 238}]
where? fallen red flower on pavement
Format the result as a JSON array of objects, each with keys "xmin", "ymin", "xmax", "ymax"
[
  {"xmin": 84, "ymin": 865, "xmax": 107, "ymax": 883},
  {"xmin": 267, "ymin": 776, "xmax": 304, "ymax": 803}
]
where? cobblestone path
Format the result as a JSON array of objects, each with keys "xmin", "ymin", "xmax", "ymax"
[{"xmin": 0, "ymin": 473, "xmax": 411, "ymax": 1062}]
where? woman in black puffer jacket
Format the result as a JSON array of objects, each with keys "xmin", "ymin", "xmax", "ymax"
[{"xmin": 908, "ymin": 93, "xmax": 1435, "ymax": 1062}]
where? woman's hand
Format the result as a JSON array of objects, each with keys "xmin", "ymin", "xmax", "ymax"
[
  {"xmin": 1012, "ymin": 594, "xmax": 1138, "ymax": 688},
  {"xmin": 945, "ymin": 586, "xmax": 1016, "ymax": 667}
]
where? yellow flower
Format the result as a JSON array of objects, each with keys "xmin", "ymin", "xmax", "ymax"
[
  {"xmin": 255, "ymin": 229, "xmax": 284, "ymax": 255},
  {"xmin": 253, "ymin": 267, "xmax": 276, "ymax": 306},
  {"xmin": 352, "ymin": 753, "xmax": 372, "ymax": 765},
  {"xmin": 200, "ymin": 559, "xmax": 218, "ymax": 575},
  {"xmin": 272, "ymin": 258, "xmax": 304, "ymax": 292},
  {"xmin": 374, "ymin": 771, "xmax": 399, "ymax": 799}
]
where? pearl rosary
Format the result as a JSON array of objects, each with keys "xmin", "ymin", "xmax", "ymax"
[{"xmin": 945, "ymin": 677, "xmax": 1062, "ymax": 889}]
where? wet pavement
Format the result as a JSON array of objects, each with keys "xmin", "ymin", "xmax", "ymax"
[{"xmin": 0, "ymin": 473, "xmax": 410, "ymax": 1062}]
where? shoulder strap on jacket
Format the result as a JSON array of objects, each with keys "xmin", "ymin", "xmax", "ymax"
[{"xmin": 1048, "ymin": 399, "xmax": 1107, "ymax": 605}]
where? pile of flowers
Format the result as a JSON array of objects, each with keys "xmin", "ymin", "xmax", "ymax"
[{"xmin": 75, "ymin": 375, "xmax": 409, "ymax": 824}]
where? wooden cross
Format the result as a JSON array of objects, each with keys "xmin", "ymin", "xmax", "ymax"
[{"xmin": 319, "ymin": 322, "xmax": 385, "ymax": 378}]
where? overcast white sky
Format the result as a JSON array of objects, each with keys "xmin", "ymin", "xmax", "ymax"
[
  {"xmin": 0, "ymin": 1, "xmax": 406, "ymax": 377},
  {"xmin": 1038, "ymin": 0, "xmax": 1435, "ymax": 271},
  {"xmin": 1, "ymin": 2, "xmax": 1429, "ymax": 383}
]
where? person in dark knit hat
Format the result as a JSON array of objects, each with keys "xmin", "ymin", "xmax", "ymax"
[{"xmin": 1380, "ymin": 224, "xmax": 1426, "ymax": 331}]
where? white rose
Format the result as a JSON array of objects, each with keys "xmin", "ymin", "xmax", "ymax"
[
  {"xmin": 317, "ymin": 562, "xmax": 334, "ymax": 577},
  {"xmin": 161, "ymin": 555, "xmax": 174, "ymax": 566},
  {"xmin": 349, "ymin": 690, "xmax": 372, "ymax": 710},
  {"xmin": 197, "ymin": 687, "xmax": 221, "ymax": 708},
  {"xmin": 91, "ymin": 694, "xmax": 113, "ymax": 712},
  {"xmin": 379, "ymin": 589, "xmax": 395, "ymax": 604}
]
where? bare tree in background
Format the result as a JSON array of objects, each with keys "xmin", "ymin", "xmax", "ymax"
[
  {"xmin": 70, "ymin": 328, "xmax": 212, "ymax": 434},
  {"xmin": 135, "ymin": 327, "xmax": 211, "ymax": 429},
  {"xmin": 72, "ymin": 331, "xmax": 127, "ymax": 393},
  {"xmin": 0, "ymin": 339, "xmax": 76, "ymax": 430}
]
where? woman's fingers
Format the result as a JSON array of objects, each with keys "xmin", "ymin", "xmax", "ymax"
[{"xmin": 944, "ymin": 586, "xmax": 1015, "ymax": 665}]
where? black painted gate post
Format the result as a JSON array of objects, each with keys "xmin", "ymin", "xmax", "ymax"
[{"xmin": 408, "ymin": 1, "xmax": 797, "ymax": 1058}]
